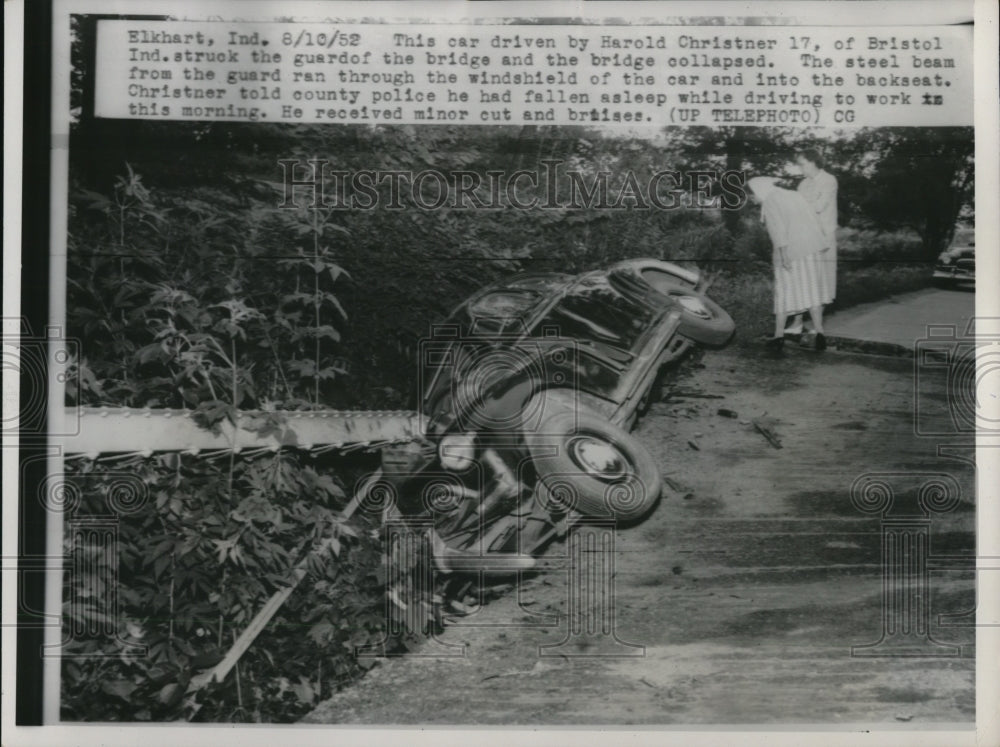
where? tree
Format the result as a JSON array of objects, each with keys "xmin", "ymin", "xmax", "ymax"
[
  {"xmin": 658, "ymin": 126, "xmax": 810, "ymax": 235},
  {"xmin": 837, "ymin": 127, "xmax": 974, "ymax": 258}
]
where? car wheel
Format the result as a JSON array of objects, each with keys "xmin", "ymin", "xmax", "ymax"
[
  {"xmin": 525, "ymin": 410, "xmax": 663, "ymax": 524},
  {"xmin": 662, "ymin": 289, "xmax": 735, "ymax": 347}
]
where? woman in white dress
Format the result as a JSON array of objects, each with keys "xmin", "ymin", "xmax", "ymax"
[
  {"xmin": 783, "ymin": 149, "xmax": 838, "ymax": 339},
  {"xmin": 796, "ymin": 149, "xmax": 838, "ymax": 301},
  {"xmin": 747, "ymin": 177, "xmax": 831, "ymax": 352}
]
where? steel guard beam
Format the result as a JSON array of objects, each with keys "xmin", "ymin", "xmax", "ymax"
[{"xmin": 55, "ymin": 407, "xmax": 423, "ymax": 455}]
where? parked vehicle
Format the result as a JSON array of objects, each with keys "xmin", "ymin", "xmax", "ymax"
[
  {"xmin": 379, "ymin": 259, "xmax": 735, "ymax": 569},
  {"xmin": 933, "ymin": 227, "xmax": 975, "ymax": 289}
]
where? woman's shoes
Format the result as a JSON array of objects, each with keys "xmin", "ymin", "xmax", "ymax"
[{"xmin": 764, "ymin": 333, "xmax": 824, "ymax": 352}]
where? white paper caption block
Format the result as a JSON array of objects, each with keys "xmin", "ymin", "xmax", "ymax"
[{"xmin": 94, "ymin": 21, "xmax": 973, "ymax": 127}]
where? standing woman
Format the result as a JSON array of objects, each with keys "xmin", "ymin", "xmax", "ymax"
[
  {"xmin": 796, "ymin": 149, "xmax": 838, "ymax": 303},
  {"xmin": 747, "ymin": 177, "xmax": 831, "ymax": 352}
]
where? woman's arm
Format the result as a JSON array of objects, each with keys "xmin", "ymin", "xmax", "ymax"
[
  {"xmin": 811, "ymin": 172, "xmax": 837, "ymax": 216},
  {"xmin": 762, "ymin": 200, "xmax": 792, "ymax": 269},
  {"xmin": 762, "ymin": 198, "xmax": 789, "ymax": 248}
]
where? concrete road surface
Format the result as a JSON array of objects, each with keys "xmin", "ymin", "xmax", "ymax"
[{"xmin": 825, "ymin": 288, "xmax": 975, "ymax": 354}]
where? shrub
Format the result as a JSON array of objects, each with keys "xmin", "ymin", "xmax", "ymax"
[
  {"xmin": 63, "ymin": 168, "xmax": 416, "ymax": 722},
  {"xmin": 837, "ymin": 226, "xmax": 926, "ymax": 265}
]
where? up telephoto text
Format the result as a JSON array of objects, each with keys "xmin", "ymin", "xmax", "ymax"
[
  {"xmin": 276, "ymin": 161, "xmax": 749, "ymax": 211},
  {"xmin": 113, "ymin": 26, "xmax": 960, "ymax": 125}
]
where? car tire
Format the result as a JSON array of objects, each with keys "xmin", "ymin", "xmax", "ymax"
[
  {"xmin": 525, "ymin": 409, "xmax": 662, "ymax": 524},
  {"xmin": 662, "ymin": 288, "xmax": 735, "ymax": 347}
]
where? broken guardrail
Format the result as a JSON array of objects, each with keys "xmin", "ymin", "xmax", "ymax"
[{"xmin": 54, "ymin": 406, "xmax": 422, "ymax": 458}]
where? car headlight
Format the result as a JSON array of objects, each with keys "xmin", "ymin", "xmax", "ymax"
[
  {"xmin": 439, "ymin": 433, "xmax": 477, "ymax": 471},
  {"xmin": 939, "ymin": 255, "xmax": 952, "ymax": 266}
]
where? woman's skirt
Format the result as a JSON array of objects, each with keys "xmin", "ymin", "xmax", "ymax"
[
  {"xmin": 821, "ymin": 248, "xmax": 837, "ymax": 301},
  {"xmin": 774, "ymin": 252, "xmax": 833, "ymax": 314}
]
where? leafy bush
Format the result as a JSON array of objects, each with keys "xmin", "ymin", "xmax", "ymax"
[
  {"xmin": 62, "ymin": 167, "xmax": 417, "ymax": 722},
  {"xmin": 61, "ymin": 451, "xmax": 388, "ymax": 722}
]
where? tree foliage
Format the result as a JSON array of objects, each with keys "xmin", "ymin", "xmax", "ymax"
[{"xmin": 836, "ymin": 127, "xmax": 974, "ymax": 255}]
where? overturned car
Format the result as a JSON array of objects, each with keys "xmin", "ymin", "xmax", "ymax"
[{"xmin": 379, "ymin": 259, "xmax": 735, "ymax": 564}]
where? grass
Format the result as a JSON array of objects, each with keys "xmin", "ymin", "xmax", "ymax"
[{"xmin": 836, "ymin": 226, "xmax": 927, "ymax": 264}]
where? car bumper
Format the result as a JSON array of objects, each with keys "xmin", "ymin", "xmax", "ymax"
[{"xmin": 933, "ymin": 268, "xmax": 974, "ymax": 282}]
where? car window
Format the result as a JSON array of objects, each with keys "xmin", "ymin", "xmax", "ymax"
[
  {"xmin": 952, "ymin": 227, "xmax": 975, "ymax": 246},
  {"xmin": 458, "ymin": 290, "xmax": 540, "ymax": 336},
  {"xmin": 468, "ymin": 290, "xmax": 538, "ymax": 318},
  {"xmin": 536, "ymin": 275, "xmax": 654, "ymax": 352},
  {"xmin": 574, "ymin": 348, "xmax": 625, "ymax": 397}
]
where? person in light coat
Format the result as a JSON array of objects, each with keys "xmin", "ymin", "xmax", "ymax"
[
  {"xmin": 784, "ymin": 149, "xmax": 838, "ymax": 338},
  {"xmin": 796, "ymin": 149, "xmax": 838, "ymax": 299},
  {"xmin": 747, "ymin": 176, "xmax": 832, "ymax": 352}
]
